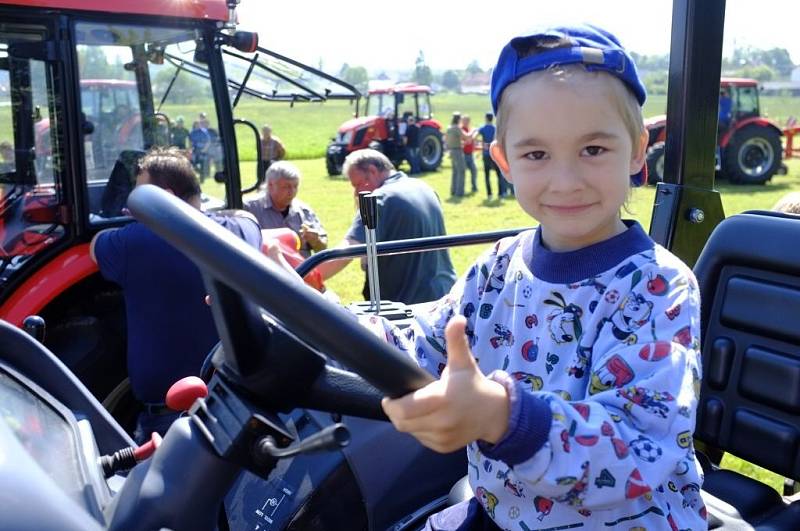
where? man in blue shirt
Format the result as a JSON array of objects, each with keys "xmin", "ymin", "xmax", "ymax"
[
  {"xmin": 91, "ymin": 147, "xmax": 262, "ymax": 443},
  {"xmin": 478, "ymin": 112, "xmax": 511, "ymax": 198}
]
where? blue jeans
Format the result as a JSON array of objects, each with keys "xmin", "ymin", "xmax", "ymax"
[
  {"xmin": 407, "ymin": 146, "xmax": 421, "ymax": 174},
  {"xmin": 465, "ymin": 153, "xmax": 478, "ymax": 192}
]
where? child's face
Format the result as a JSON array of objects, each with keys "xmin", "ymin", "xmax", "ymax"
[{"xmin": 496, "ymin": 73, "xmax": 645, "ymax": 252}]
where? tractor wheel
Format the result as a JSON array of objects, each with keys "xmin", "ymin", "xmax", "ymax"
[
  {"xmin": 646, "ymin": 142, "xmax": 666, "ymax": 184},
  {"xmin": 723, "ymin": 126, "xmax": 782, "ymax": 184},
  {"xmin": 418, "ymin": 127, "xmax": 444, "ymax": 172},
  {"xmin": 326, "ymin": 153, "xmax": 342, "ymax": 176}
]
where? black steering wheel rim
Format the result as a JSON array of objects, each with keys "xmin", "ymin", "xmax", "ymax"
[{"xmin": 127, "ymin": 184, "xmax": 433, "ymax": 398}]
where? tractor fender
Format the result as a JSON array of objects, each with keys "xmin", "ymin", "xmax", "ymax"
[
  {"xmin": 644, "ymin": 114, "xmax": 667, "ymax": 146},
  {"xmin": 720, "ymin": 118, "xmax": 783, "ymax": 148},
  {"xmin": 417, "ymin": 118, "xmax": 443, "ymax": 131},
  {"xmin": 0, "ymin": 243, "xmax": 98, "ymax": 327}
]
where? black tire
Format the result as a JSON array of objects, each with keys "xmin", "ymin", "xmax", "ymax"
[
  {"xmin": 326, "ymin": 153, "xmax": 342, "ymax": 176},
  {"xmin": 723, "ymin": 126, "xmax": 782, "ymax": 184},
  {"xmin": 418, "ymin": 127, "xmax": 443, "ymax": 172},
  {"xmin": 646, "ymin": 141, "xmax": 666, "ymax": 184}
]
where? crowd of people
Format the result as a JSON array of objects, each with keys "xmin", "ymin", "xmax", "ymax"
[{"xmin": 446, "ymin": 111, "xmax": 513, "ymax": 200}]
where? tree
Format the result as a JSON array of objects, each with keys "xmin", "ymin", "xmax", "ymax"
[
  {"xmin": 732, "ymin": 64, "xmax": 776, "ymax": 82},
  {"xmin": 413, "ymin": 50, "xmax": 433, "ymax": 86},
  {"xmin": 441, "ymin": 70, "xmax": 461, "ymax": 92},
  {"xmin": 466, "ymin": 60, "xmax": 482, "ymax": 76},
  {"xmin": 338, "ymin": 64, "xmax": 368, "ymax": 92},
  {"xmin": 153, "ymin": 67, "xmax": 207, "ymax": 103},
  {"xmin": 78, "ymin": 47, "xmax": 124, "ymax": 79}
]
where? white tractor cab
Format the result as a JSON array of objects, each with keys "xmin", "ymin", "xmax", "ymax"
[{"xmin": 1, "ymin": 1, "xmax": 799, "ymax": 530}]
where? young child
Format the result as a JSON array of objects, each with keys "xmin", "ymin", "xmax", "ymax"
[{"xmin": 376, "ymin": 25, "xmax": 706, "ymax": 530}]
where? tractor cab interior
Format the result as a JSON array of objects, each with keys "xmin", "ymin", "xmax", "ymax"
[{"xmin": 2, "ymin": 0, "xmax": 800, "ymax": 530}]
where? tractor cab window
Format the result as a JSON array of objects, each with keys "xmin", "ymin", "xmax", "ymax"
[
  {"xmin": 396, "ymin": 93, "xmax": 416, "ymax": 122},
  {"xmin": 734, "ymin": 85, "xmax": 760, "ymax": 121},
  {"xmin": 366, "ymin": 93, "xmax": 393, "ymax": 118},
  {"xmin": 418, "ymin": 93, "xmax": 432, "ymax": 120},
  {"xmin": 75, "ymin": 22, "xmax": 228, "ymax": 223},
  {"xmin": 0, "ymin": 28, "xmax": 67, "ymax": 285}
]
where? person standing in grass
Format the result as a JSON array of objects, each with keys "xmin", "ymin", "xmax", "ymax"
[
  {"xmin": 477, "ymin": 112, "xmax": 502, "ymax": 199},
  {"xmin": 446, "ymin": 112, "xmax": 468, "ymax": 197},
  {"xmin": 261, "ymin": 124, "xmax": 286, "ymax": 173},
  {"xmin": 461, "ymin": 115, "xmax": 479, "ymax": 194},
  {"xmin": 319, "ymin": 149, "xmax": 456, "ymax": 304}
]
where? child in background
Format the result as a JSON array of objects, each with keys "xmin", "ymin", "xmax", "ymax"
[{"xmin": 376, "ymin": 24, "xmax": 706, "ymax": 530}]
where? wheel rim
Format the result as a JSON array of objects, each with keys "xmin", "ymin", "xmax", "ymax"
[
  {"xmin": 738, "ymin": 137, "xmax": 774, "ymax": 178},
  {"xmin": 420, "ymin": 136, "xmax": 441, "ymax": 166}
]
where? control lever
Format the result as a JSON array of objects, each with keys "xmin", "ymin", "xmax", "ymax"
[
  {"xmin": 166, "ymin": 376, "xmax": 209, "ymax": 411},
  {"xmin": 358, "ymin": 191, "xmax": 380, "ymax": 313},
  {"xmin": 255, "ymin": 423, "xmax": 350, "ymax": 460},
  {"xmin": 99, "ymin": 432, "xmax": 163, "ymax": 478},
  {"xmin": 23, "ymin": 315, "xmax": 46, "ymax": 343}
]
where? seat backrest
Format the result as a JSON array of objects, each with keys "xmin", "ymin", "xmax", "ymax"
[
  {"xmin": 99, "ymin": 149, "xmax": 145, "ymax": 217},
  {"xmin": 694, "ymin": 211, "xmax": 800, "ymax": 481}
]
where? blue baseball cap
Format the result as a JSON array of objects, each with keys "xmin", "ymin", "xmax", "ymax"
[{"xmin": 490, "ymin": 24, "xmax": 648, "ymax": 185}]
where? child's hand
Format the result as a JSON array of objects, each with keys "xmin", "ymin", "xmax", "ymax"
[{"xmin": 381, "ymin": 315, "xmax": 510, "ymax": 453}]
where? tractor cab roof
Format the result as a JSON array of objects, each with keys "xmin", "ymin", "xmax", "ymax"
[
  {"xmin": 367, "ymin": 83, "xmax": 433, "ymax": 96},
  {"xmin": 0, "ymin": 0, "xmax": 230, "ymax": 21},
  {"xmin": 720, "ymin": 77, "xmax": 760, "ymax": 87}
]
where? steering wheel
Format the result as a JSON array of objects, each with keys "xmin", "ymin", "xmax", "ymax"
[{"xmin": 127, "ymin": 184, "xmax": 434, "ymax": 399}]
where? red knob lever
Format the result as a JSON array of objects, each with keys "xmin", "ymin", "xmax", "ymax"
[
  {"xmin": 133, "ymin": 431, "xmax": 163, "ymax": 461},
  {"xmin": 165, "ymin": 376, "xmax": 209, "ymax": 412}
]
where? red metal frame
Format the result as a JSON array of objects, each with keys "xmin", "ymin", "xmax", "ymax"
[
  {"xmin": 784, "ymin": 126, "xmax": 800, "ymax": 160},
  {"xmin": 0, "ymin": 0, "xmax": 229, "ymax": 21},
  {"xmin": 0, "ymin": 244, "xmax": 98, "ymax": 327}
]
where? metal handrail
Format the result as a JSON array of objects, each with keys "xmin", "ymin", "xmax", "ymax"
[{"xmin": 296, "ymin": 227, "xmax": 529, "ymax": 277}]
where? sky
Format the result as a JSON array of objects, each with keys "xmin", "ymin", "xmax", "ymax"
[{"xmin": 238, "ymin": 0, "xmax": 800, "ymax": 74}]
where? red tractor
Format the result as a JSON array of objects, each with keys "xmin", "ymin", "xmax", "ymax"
[
  {"xmin": 0, "ymin": 0, "xmax": 357, "ymax": 409},
  {"xmin": 326, "ymin": 83, "xmax": 444, "ymax": 175},
  {"xmin": 645, "ymin": 77, "xmax": 784, "ymax": 184}
]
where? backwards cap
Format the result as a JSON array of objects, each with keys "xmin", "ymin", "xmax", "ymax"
[{"xmin": 490, "ymin": 24, "xmax": 648, "ymax": 186}]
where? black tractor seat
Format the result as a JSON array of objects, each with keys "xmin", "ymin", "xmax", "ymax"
[{"xmin": 694, "ymin": 211, "xmax": 800, "ymax": 529}]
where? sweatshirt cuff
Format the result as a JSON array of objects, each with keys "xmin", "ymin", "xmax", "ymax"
[{"xmin": 478, "ymin": 370, "xmax": 553, "ymax": 466}]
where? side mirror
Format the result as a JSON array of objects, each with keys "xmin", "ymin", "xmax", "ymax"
[
  {"xmin": 233, "ymin": 119, "xmax": 263, "ymax": 195},
  {"xmin": 226, "ymin": 31, "xmax": 259, "ymax": 53},
  {"xmin": 213, "ymin": 171, "xmax": 226, "ymax": 183}
]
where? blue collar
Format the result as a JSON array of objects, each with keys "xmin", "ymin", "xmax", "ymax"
[{"xmin": 525, "ymin": 220, "xmax": 654, "ymax": 283}]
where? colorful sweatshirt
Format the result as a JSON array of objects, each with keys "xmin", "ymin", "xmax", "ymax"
[{"xmin": 371, "ymin": 221, "xmax": 706, "ymax": 530}]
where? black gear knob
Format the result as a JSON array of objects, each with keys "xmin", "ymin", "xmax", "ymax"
[{"xmin": 23, "ymin": 315, "xmax": 46, "ymax": 343}]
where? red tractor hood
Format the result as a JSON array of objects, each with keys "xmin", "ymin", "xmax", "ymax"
[{"xmin": 339, "ymin": 116, "xmax": 378, "ymax": 132}]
